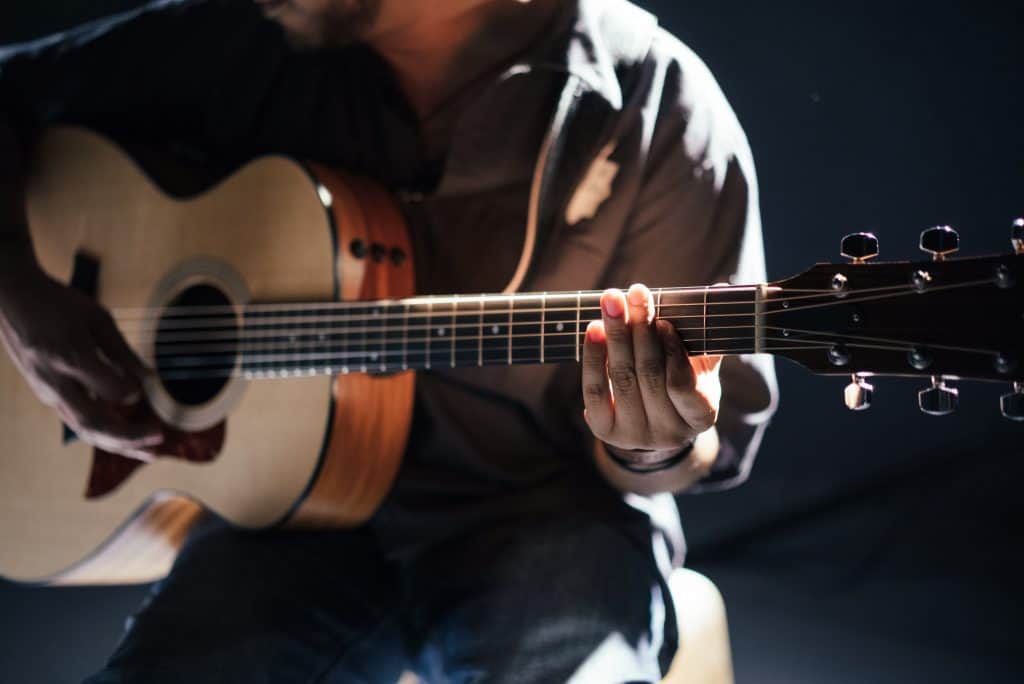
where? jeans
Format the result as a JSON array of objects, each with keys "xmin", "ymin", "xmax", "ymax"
[{"xmin": 84, "ymin": 508, "xmax": 677, "ymax": 683}]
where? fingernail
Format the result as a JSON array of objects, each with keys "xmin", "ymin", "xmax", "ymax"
[
  {"xmin": 601, "ymin": 292, "xmax": 623, "ymax": 318},
  {"xmin": 627, "ymin": 285, "xmax": 647, "ymax": 306},
  {"xmin": 585, "ymin": 321, "xmax": 605, "ymax": 343}
]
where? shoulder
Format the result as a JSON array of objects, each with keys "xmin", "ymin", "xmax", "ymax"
[{"xmin": 639, "ymin": 23, "xmax": 755, "ymax": 190}]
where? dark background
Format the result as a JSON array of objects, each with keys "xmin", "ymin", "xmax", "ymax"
[{"xmin": 2, "ymin": 1, "xmax": 1022, "ymax": 682}]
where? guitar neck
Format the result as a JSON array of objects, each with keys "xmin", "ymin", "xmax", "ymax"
[{"xmin": 225, "ymin": 285, "xmax": 766, "ymax": 379}]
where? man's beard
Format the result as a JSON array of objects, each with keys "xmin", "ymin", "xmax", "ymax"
[{"xmin": 278, "ymin": 0, "xmax": 382, "ymax": 51}]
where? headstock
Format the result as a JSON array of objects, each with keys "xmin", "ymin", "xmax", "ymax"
[{"xmin": 764, "ymin": 221, "xmax": 1024, "ymax": 420}]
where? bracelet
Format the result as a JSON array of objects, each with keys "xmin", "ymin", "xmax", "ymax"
[{"xmin": 604, "ymin": 440, "xmax": 695, "ymax": 474}]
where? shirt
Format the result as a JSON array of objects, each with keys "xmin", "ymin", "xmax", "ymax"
[{"xmin": 0, "ymin": 0, "xmax": 778, "ymax": 562}]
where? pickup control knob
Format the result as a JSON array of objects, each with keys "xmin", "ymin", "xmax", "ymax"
[
  {"xmin": 919, "ymin": 225, "xmax": 959, "ymax": 261},
  {"xmin": 1001, "ymin": 382, "xmax": 1024, "ymax": 422},
  {"xmin": 918, "ymin": 376, "xmax": 958, "ymax": 416},
  {"xmin": 844, "ymin": 375, "xmax": 873, "ymax": 411},
  {"xmin": 840, "ymin": 232, "xmax": 879, "ymax": 264}
]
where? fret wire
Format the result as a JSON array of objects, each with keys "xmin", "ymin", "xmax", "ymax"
[
  {"xmin": 507, "ymin": 297, "xmax": 513, "ymax": 366},
  {"xmin": 425, "ymin": 300, "xmax": 433, "ymax": 370},
  {"xmin": 702, "ymin": 286, "xmax": 709, "ymax": 356},
  {"xmin": 450, "ymin": 294, "xmax": 458, "ymax": 369},
  {"xmin": 540, "ymin": 292, "xmax": 546, "ymax": 365},
  {"xmin": 477, "ymin": 296, "xmax": 484, "ymax": 367},
  {"xmin": 575, "ymin": 290, "xmax": 582, "ymax": 363}
]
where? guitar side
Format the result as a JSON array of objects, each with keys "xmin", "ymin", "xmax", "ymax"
[{"xmin": 0, "ymin": 127, "xmax": 414, "ymax": 584}]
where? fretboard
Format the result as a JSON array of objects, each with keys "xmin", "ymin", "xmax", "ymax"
[{"xmin": 228, "ymin": 286, "xmax": 762, "ymax": 379}]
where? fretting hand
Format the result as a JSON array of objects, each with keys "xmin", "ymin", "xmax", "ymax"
[{"xmin": 581, "ymin": 283, "xmax": 722, "ymax": 470}]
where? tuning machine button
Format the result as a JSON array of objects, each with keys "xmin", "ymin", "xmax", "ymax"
[
  {"xmin": 920, "ymin": 225, "xmax": 959, "ymax": 261},
  {"xmin": 1001, "ymin": 382, "xmax": 1024, "ymax": 422},
  {"xmin": 844, "ymin": 374, "xmax": 873, "ymax": 411},
  {"xmin": 918, "ymin": 376, "xmax": 958, "ymax": 416},
  {"xmin": 1012, "ymin": 218, "xmax": 1023, "ymax": 255},
  {"xmin": 840, "ymin": 232, "xmax": 879, "ymax": 264}
]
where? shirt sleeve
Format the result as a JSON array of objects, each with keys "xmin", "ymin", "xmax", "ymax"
[{"xmin": 602, "ymin": 35, "xmax": 778, "ymax": 491}]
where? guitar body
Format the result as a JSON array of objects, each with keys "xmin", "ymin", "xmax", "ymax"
[{"xmin": 0, "ymin": 127, "xmax": 415, "ymax": 584}]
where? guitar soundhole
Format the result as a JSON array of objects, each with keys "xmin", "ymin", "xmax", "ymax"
[{"xmin": 155, "ymin": 283, "xmax": 235, "ymax": 406}]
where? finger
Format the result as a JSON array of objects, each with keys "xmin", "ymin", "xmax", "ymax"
[
  {"xmin": 658, "ymin": 319, "xmax": 716, "ymax": 432},
  {"xmin": 90, "ymin": 310, "xmax": 149, "ymax": 386},
  {"xmin": 627, "ymin": 285, "xmax": 684, "ymax": 435},
  {"xmin": 53, "ymin": 336, "xmax": 140, "ymax": 404},
  {"xmin": 581, "ymin": 320, "xmax": 613, "ymax": 439},
  {"xmin": 600, "ymin": 288, "xmax": 646, "ymax": 434},
  {"xmin": 51, "ymin": 375, "xmax": 163, "ymax": 452}
]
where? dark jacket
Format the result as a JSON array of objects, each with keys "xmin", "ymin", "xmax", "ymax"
[{"xmin": 0, "ymin": 0, "xmax": 777, "ymax": 561}]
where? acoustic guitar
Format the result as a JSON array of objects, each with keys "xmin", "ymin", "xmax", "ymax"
[{"xmin": 1, "ymin": 127, "xmax": 1021, "ymax": 585}]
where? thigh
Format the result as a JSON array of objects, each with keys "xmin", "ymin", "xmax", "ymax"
[
  {"xmin": 404, "ymin": 512, "xmax": 678, "ymax": 684},
  {"xmin": 85, "ymin": 516, "xmax": 407, "ymax": 684}
]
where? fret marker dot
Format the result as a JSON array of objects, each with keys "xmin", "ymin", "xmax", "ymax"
[
  {"xmin": 372, "ymin": 308, "xmax": 380, "ymax": 316},
  {"xmin": 555, "ymin": 322, "xmax": 564, "ymax": 332},
  {"xmin": 491, "ymin": 325, "xmax": 500, "ymax": 335},
  {"xmin": 370, "ymin": 351, "xmax": 379, "ymax": 361},
  {"xmin": 437, "ymin": 327, "xmax": 446, "ymax": 337}
]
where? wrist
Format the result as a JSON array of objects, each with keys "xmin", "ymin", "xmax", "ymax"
[{"xmin": 603, "ymin": 439, "xmax": 695, "ymax": 474}]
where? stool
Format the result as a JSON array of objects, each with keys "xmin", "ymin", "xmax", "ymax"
[{"xmin": 661, "ymin": 568, "xmax": 734, "ymax": 684}]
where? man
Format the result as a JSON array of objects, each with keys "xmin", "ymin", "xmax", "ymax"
[{"xmin": 0, "ymin": 0, "xmax": 776, "ymax": 680}]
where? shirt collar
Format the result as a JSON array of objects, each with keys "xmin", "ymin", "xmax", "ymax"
[{"xmin": 507, "ymin": 0, "xmax": 656, "ymax": 112}]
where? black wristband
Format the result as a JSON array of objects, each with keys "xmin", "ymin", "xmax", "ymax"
[{"xmin": 604, "ymin": 440, "xmax": 695, "ymax": 474}]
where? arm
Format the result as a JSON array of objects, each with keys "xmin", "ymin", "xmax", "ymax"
[
  {"xmin": 582, "ymin": 45, "xmax": 777, "ymax": 496},
  {"xmin": 0, "ymin": 111, "xmax": 163, "ymax": 458}
]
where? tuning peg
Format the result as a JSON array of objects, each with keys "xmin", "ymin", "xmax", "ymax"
[
  {"xmin": 1012, "ymin": 218, "xmax": 1023, "ymax": 255},
  {"xmin": 1001, "ymin": 382, "xmax": 1024, "ymax": 422},
  {"xmin": 844, "ymin": 374, "xmax": 873, "ymax": 411},
  {"xmin": 918, "ymin": 376, "xmax": 958, "ymax": 416},
  {"xmin": 919, "ymin": 225, "xmax": 959, "ymax": 261},
  {"xmin": 840, "ymin": 232, "xmax": 879, "ymax": 263}
]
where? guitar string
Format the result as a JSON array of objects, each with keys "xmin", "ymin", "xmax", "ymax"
[
  {"xmin": 153, "ymin": 333, "xmax": 788, "ymax": 369},
  {"xmin": 152, "ymin": 340, "xmax": 909, "ymax": 381},
  {"xmin": 108, "ymin": 283, "xmax": 850, "ymax": 319},
  {"xmin": 112, "ymin": 277, "xmax": 998, "ymax": 339},
  {"xmin": 111, "ymin": 281, "xmax": 920, "ymax": 331},
  {"xmin": 114, "ymin": 278, "xmax": 998, "ymax": 354},
  {"xmin": 152, "ymin": 335, "xmax": 923, "ymax": 373},
  {"xmin": 144, "ymin": 322, "xmax": 998, "ymax": 361}
]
